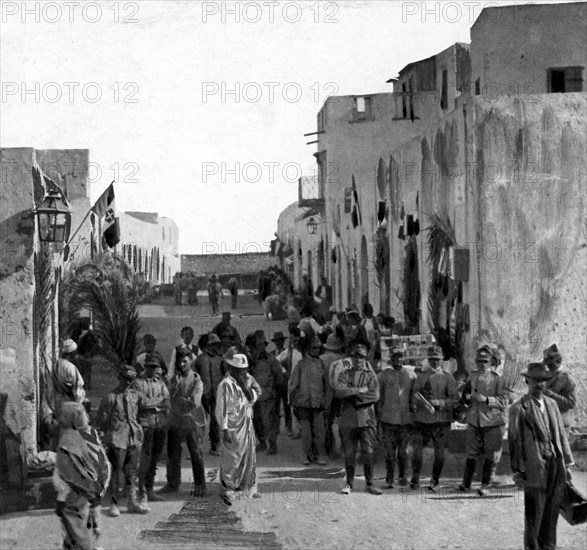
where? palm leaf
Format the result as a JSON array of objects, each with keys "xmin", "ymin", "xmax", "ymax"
[{"xmin": 60, "ymin": 251, "xmax": 142, "ymax": 371}]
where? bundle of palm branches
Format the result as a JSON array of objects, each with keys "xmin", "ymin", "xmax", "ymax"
[
  {"xmin": 60, "ymin": 252, "xmax": 141, "ymax": 369},
  {"xmin": 425, "ymin": 212, "xmax": 459, "ymax": 358}
]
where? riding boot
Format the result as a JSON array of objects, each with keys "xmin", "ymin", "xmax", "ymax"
[
  {"xmin": 462, "ymin": 458, "xmax": 477, "ymax": 489},
  {"xmin": 481, "ymin": 459, "xmax": 494, "ymax": 486}
]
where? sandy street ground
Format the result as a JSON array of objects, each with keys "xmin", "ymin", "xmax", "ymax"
[
  {"xmin": 2, "ymin": 434, "xmax": 585, "ymax": 550},
  {"xmin": 2, "ymin": 302, "xmax": 584, "ymax": 550}
]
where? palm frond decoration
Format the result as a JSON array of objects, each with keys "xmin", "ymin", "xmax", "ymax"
[
  {"xmin": 59, "ymin": 251, "xmax": 141, "ymax": 370},
  {"xmin": 424, "ymin": 213, "xmax": 462, "ymax": 365}
]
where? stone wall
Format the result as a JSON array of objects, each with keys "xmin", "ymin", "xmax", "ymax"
[
  {"xmin": 0, "ymin": 148, "xmax": 37, "ymax": 485},
  {"xmin": 118, "ymin": 211, "xmax": 180, "ymax": 284},
  {"xmin": 1, "ymin": 147, "xmax": 93, "ymax": 486},
  {"xmin": 386, "ymin": 93, "xmax": 587, "ymax": 428},
  {"xmin": 181, "ymin": 252, "xmax": 276, "ymax": 282},
  {"xmin": 471, "ymin": 2, "xmax": 587, "ymax": 95}
]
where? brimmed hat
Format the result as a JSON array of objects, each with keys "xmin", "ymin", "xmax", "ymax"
[
  {"xmin": 476, "ymin": 343, "xmax": 501, "ymax": 364},
  {"xmin": 389, "ymin": 345, "xmax": 403, "ymax": 357},
  {"xmin": 224, "ymin": 347, "xmax": 248, "ymax": 369},
  {"xmin": 207, "ymin": 333, "xmax": 221, "ymax": 345},
  {"xmin": 144, "ymin": 353, "xmax": 162, "ymax": 368},
  {"xmin": 426, "ymin": 345, "xmax": 444, "ymax": 360},
  {"xmin": 62, "ymin": 339, "xmax": 78, "ymax": 353},
  {"xmin": 347, "ymin": 310, "xmax": 361, "ymax": 320},
  {"xmin": 254, "ymin": 330, "xmax": 268, "ymax": 345},
  {"xmin": 119, "ymin": 365, "xmax": 137, "ymax": 380},
  {"xmin": 349, "ymin": 337, "xmax": 371, "ymax": 352},
  {"xmin": 522, "ymin": 362, "xmax": 553, "ymax": 381},
  {"xmin": 543, "ymin": 344, "xmax": 562, "ymax": 362},
  {"xmin": 271, "ymin": 331, "xmax": 286, "ymax": 342},
  {"xmin": 324, "ymin": 334, "xmax": 343, "ymax": 351}
]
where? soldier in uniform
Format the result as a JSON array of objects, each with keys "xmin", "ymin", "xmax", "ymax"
[
  {"xmin": 96, "ymin": 365, "xmax": 148, "ymax": 516},
  {"xmin": 457, "ymin": 343, "xmax": 508, "ymax": 496},
  {"xmin": 542, "ymin": 344, "xmax": 577, "ymax": 438},
  {"xmin": 411, "ymin": 345, "xmax": 459, "ymax": 492}
]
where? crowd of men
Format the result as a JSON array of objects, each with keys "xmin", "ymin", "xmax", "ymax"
[{"xmin": 50, "ymin": 305, "xmax": 578, "ymax": 550}]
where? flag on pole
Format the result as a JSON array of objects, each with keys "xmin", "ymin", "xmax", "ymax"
[
  {"xmin": 414, "ymin": 191, "xmax": 420, "ymax": 236},
  {"xmin": 398, "ymin": 202, "xmax": 405, "ymax": 240},
  {"xmin": 91, "ymin": 182, "xmax": 120, "ymax": 248},
  {"xmin": 351, "ymin": 175, "xmax": 362, "ymax": 229}
]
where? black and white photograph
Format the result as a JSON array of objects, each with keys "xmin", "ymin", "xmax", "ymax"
[{"xmin": 1, "ymin": 1, "xmax": 586, "ymax": 548}]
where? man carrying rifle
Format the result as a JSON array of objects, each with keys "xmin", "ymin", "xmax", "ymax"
[{"xmin": 411, "ymin": 345, "xmax": 459, "ymax": 492}]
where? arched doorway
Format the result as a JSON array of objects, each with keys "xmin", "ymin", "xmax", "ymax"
[{"xmin": 360, "ymin": 236, "xmax": 369, "ymax": 308}]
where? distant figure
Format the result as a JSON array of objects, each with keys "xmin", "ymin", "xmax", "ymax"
[
  {"xmin": 187, "ymin": 273, "xmax": 199, "ymax": 306},
  {"xmin": 212, "ymin": 312, "xmax": 242, "ymax": 347},
  {"xmin": 207, "ymin": 274, "xmax": 222, "ymax": 314},
  {"xmin": 263, "ymin": 293, "xmax": 287, "ymax": 320},
  {"xmin": 228, "ymin": 276, "xmax": 238, "ymax": 309},
  {"xmin": 314, "ymin": 276, "xmax": 333, "ymax": 320},
  {"xmin": 174, "ymin": 272, "xmax": 183, "ymax": 305}
]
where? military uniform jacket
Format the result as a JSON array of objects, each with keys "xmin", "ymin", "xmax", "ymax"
[
  {"xmin": 96, "ymin": 385, "xmax": 143, "ymax": 449},
  {"xmin": 377, "ymin": 367, "xmax": 416, "ymax": 426},
  {"xmin": 251, "ymin": 352, "xmax": 285, "ymax": 402},
  {"xmin": 130, "ymin": 375, "xmax": 170, "ymax": 429},
  {"xmin": 195, "ymin": 350, "xmax": 225, "ymax": 400},
  {"xmin": 333, "ymin": 358, "xmax": 380, "ymax": 429},
  {"xmin": 168, "ymin": 370, "xmax": 207, "ymax": 431},
  {"xmin": 463, "ymin": 369, "xmax": 508, "ymax": 428},
  {"xmin": 413, "ymin": 368, "xmax": 458, "ymax": 424},
  {"xmin": 544, "ymin": 368, "xmax": 577, "ymax": 427}
]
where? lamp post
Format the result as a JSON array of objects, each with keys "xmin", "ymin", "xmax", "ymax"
[
  {"xmin": 34, "ymin": 190, "xmax": 71, "ymax": 244},
  {"xmin": 33, "ymin": 188, "xmax": 71, "ymax": 453},
  {"xmin": 307, "ymin": 217, "xmax": 318, "ymax": 235}
]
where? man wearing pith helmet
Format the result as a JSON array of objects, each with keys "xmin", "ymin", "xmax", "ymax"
[
  {"xmin": 508, "ymin": 362, "xmax": 573, "ymax": 550},
  {"xmin": 457, "ymin": 343, "xmax": 507, "ymax": 496}
]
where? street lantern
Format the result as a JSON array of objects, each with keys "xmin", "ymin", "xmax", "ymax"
[
  {"xmin": 35, "ymin": 190, "xmax": 71, "ymax": 243},
  {"xmin": 307, "ymin": 217, "xmax": 318, "ymax": 235}
]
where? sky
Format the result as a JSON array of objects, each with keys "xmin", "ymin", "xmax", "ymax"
[{"xmin": 1, "ymin": 0, "xmax": 571, "ymax": 254}]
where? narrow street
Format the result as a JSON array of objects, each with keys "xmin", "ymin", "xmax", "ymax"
[{"xmin": 3, "ymin": 301, "xmax": 584, "ymax": 550}]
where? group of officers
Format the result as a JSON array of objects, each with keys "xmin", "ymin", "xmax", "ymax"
[{"xmin": 52, "ymin": 310, "xmax": 578, "ymax": 550}]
